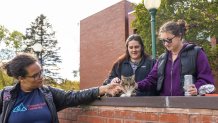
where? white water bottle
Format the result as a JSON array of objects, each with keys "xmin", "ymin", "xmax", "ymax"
[{"xmin": 183, "ymin": 75, "xmax": 193, "ymax": 96}]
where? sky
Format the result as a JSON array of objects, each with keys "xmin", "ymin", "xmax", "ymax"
[{"xmin": 0, "ymin": 0, "xmax": 141, "ymax": 80}]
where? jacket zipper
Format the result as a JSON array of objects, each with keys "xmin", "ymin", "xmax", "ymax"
[
  {"xmin": 170, "ymin": 62, "xmax": 174, "ymax": 96},
  {"xmin": 45, "ymin": 98, "xmax": 56, "ymax": 123},
  {"xmin": 3, "ymin": 100, "xmax": 15, "ymax": 123},
  {"xmin": 40, "ymin": 89, "xmax": 57, "ymax": 123}
]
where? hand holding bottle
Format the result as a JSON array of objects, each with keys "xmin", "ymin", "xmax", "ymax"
[{"xmin": 183, "ymin": 75, "xmax": 196, "ymax": 96}]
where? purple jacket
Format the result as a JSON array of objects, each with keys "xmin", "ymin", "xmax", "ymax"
[{"xmin": 137, "ymin": 44, "xmax": 214, "ymax": 96}]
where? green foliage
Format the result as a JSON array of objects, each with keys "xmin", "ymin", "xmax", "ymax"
[
  {"xmin": 0, "ymin": 68, "xmax": 14, "ymax": 89},
  {"xmin": 0, "ymin": 25, "xmax": 8, "ymax": 42},
  {"xmin": 43, "ymin": 76, "xmax": 58, "ymax": 85},
  {"xmin": 207, "ymin": 45, "xmax": 218, "ymax": 71},
  {"xmin": 0, "ymin": 25, "xmax": 25, "ymax": 62},
  {"xmin": 7, "ymin": 31, "xmax": 25, "ymax": 50},
  {"xmin": 24, "ymin": 14, "xmax": 62, "ymax": 80},
  {"xmin": 0, "ymin": 25, "xmax": 24, "ymax": 49},
  {"xmin": 58, "ymin": 79, "xmax": 80, "ymax": 91},
  {"xmin": 44, "ymin": 77, "xmax": 80, "ymax": 91},
  {"xmin": 0, "ymin": 25, "xmax": 24, "ymax": 89}
]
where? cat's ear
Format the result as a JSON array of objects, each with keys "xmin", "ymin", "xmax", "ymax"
[
  {"xmin": 131, "ymin": 74, "xmax": 135, "ymax": 80},
  {"xmin": 121, "ymin": 75, "xmax": 124, "ymax": 80}
]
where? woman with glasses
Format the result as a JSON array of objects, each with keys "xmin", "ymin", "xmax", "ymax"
[
  {"xmin": 136, "ymin": 20, "xmax": 214, "ymax": 96},
  {"xmin": 0, "ymin": 53, "xmax": 123, "ymax": 123},
  {"xmin": 103, "ymin": 34, "xmax": 157, "ymax": 96}
]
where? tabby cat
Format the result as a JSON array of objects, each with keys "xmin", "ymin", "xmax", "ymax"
[{"xmin": 120, "ymin": 75, "xmax": 137, "ymax": 97}]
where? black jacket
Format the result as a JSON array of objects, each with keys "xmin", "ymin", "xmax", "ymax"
[
  {"xmin": 103, "ymin": 56, "xmax": 157, "ymax": 96},
  {"xmin": 157, "ymin": 44, "xmax": 201, "ymax": 91},
  {"xmin": 0, "ymin": 83, "xmax": 99, "ymax": 123}
]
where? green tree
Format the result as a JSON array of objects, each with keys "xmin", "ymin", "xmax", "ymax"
[
  {"xmin": 7, "ymin": 31, "xmax": 25, "ymax": 52},
  {"xmin": 0, "ymin": 67, "xmax": 14, "ymax": 89},
  {"xmin": 0, "ymin": 29, "xmax": 25, "ymax": 75},
  {"xmin": 0, "ymin": 25, "xmax": 24, "ymax": 50},
  {"xmin": 44, "ymin": 78, "xmax": 80, "ymax": 91},
  {"xmin": 0, "ymin": 25, "xmax": 24, "ymax": 88},
  {"xmin": 0, "ymin": 25, "xmax": 8, "ymax": 42},
  {"xmin": 59, "ymin": 79, "xmax": 80, "ymax": 91},
  {"xmin": 43, "ymin": 76, "xmax": 60, "ymax": 88},
  {"xmin": 25, "ymin": 14, "xmax": 62, "ymax": 80}
]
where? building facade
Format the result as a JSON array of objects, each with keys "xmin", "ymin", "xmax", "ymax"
[{"xmin": 80, "ymin": 0, "xmax": 134, "ymax": 89}]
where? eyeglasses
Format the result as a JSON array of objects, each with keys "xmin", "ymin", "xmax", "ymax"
[
  {"xmin": 159, "ymin": 36, "xmax": 176, "ymax": 44},
  {"xmin": 25, "ymin": 70, "xmax": 43, "ymax": 80}
]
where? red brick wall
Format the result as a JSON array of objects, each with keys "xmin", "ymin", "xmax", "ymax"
[
  {"xmin": 80, "ymin": 0, "xmax": 133, "ymax": 89},
  {"xmin": 58, "ymin": 106, "xmax": 218, "ymax": 123}
]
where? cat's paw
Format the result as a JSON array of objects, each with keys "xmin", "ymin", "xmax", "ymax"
[
  {"xmin": 131, "ymin": 92, "xmax": 137, "ymax": 96},
  {"xmin": 120, "ymin": 93, "xmax": 132, "ymax": 97},
  {"xmin": 120, "ymin": 94, "xmax": 127, "ymax": 97}
]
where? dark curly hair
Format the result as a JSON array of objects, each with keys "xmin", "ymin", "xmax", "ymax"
[{"xmin": 4, "ymin": 53, "xmax": 37, "ymax": 79}]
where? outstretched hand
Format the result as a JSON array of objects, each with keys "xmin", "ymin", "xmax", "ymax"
[{"xmin": 99, "ymin": 83, "xmax": 124, "ymax": 97}]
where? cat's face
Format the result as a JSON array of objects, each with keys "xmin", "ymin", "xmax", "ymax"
[
  {"xmin": 120, "ymin": 75, "xmax": 136, "ymax": 97},
  {"xmin": 121, "ymin": 75, "xmax": 135, "ymax": 87}
]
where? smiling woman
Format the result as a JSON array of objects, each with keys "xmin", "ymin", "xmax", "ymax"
[
  {"xmin": 103, "ymin": 34, "xmax": 157, "ymax": 96},
  {"xmin": 5, "ymin": 55, "xmax": 44, "ymax": 92},
  {"xmin": 137, "ymin": 19, "xmax": 215, "ymax": 96},
  {"xmin": 0, "ymin": 53, "xmax": 124, "ymax": 123}
]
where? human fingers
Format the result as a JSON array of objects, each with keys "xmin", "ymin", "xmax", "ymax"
[
  {"xmin": 188, "ymin": 84, "xmax": 197, "ymax": 96},
  {"xmin": 187, "ymin": 84, "xmax": 195, "ymax": 91},
  {"xmin": 189, "ymin": 90, "xmax": 197, "ymax": 96},
  {"xmin": 107, "ymin": 88, "xmax": 120, "ymax": 96},
  {"xmin": 109, "ymin": 83, "xmax": 124, "ymax": 91},
  {"xmin": 114, "ymin": 85, "xmax": 125, "ymax": 93},
  {"xmin": 106, "ymin": 83, "xmax": 124, "ymax": 96},
  {"xmin": 111, "ymin": 77, "xmax": 121, "ymax": 84}
]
